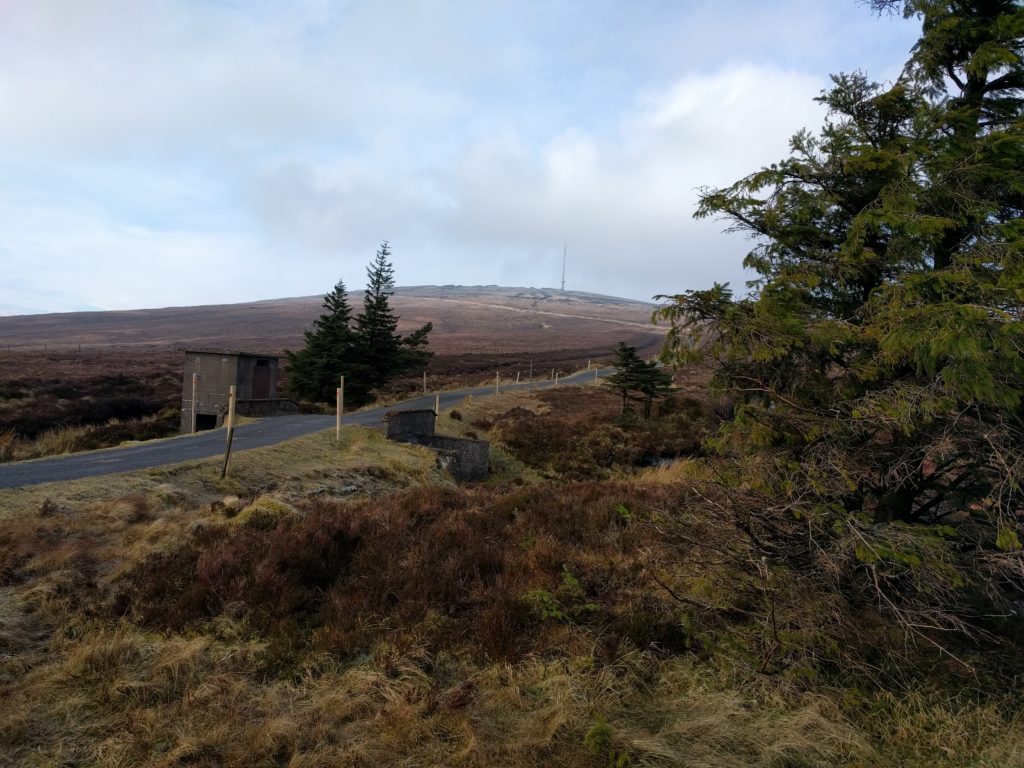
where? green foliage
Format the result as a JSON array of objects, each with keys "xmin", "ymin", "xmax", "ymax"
[
  {"xmin": 285, "ymin": 241, "xmax": 433, "ymax": 405},
  {"xmin": 284, "ymin": 277, "xmax": 354, "ymax": 404},
  {"xmin": 522, "ymin": 567, "xmax": 599, "ymax": 623},
  {"xmin": 996, "ymin": 526, "xmax": 1022, "ymax": 551},
  {"xmin": 584, "ymin": 716, "xmax": 632, "ymax": 768},
  {"xmin": 605, "ymin": 342, "xmax": 674, "ymax": 418},
  {"xmin": 657, "ymin": 2, "xmax": 1024, "ymax": 525},
  {"xmin": 614, "ymin": 503, "xmax": 633, "ymax": 523},
  {"xmin": 656, "ymin": 2, "xmax": 1024, "ymax": 644}
]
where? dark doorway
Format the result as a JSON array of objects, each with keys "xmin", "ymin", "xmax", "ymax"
[
  {"xmin": 253, "ymin": 359, "xmax": 272, "ymax": 399},
  {"xmin": 195, "ymin": 413, "xmax": 218, "ymax": 431}
]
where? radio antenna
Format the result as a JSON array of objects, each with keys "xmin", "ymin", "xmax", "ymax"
[{"xmin": 560, "ymin": 241, "xmax": 567, "ymax": 291}]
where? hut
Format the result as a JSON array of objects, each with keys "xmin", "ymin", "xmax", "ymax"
[{"xmin": 180, "ymin": 349, "xmax": 296, "ymax": 432}]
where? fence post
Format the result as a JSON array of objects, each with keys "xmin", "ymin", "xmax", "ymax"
[
  {"xmin": 495, "ymin": 371, "xmax": 500, "ymax": 395},
  {"xmin": 220, "ymin": 385, "xmax": 237, "ymax": 479},
  {"xmin": 190, "ymin": 373, "xmax": 198, "ymax": 433}
]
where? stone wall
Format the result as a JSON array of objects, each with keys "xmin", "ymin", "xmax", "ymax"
[
  {"xmin": 422, "ymin": 435, "xmax": 490, "ymax": 482},
  {"xmin": 386, "ymin": 409, "xmax": 437, "ymax": 442},
  {"xmin": 384, "ymin": 408, "xmax": 489, "ymax": 482}
]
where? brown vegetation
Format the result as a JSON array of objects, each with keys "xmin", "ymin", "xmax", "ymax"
[
  {"xmin": 0, "ymin": 349, "xmax": 182, "ymax": 461},
  {"xmin": 1, "ymin": 383, "xmax": 1021, "ymax": 766},
  {"xmin": 0, "ymin": 285, "xmax": 665, "ymax": 353},
  {"xmin": 0, "ymin": 285, "xmax": 664, "ymax": 459}
]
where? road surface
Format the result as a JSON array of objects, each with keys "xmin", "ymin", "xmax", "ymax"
[{"xmin": 0, "ymin": 369, "xmax": 611, "ymax": 489}]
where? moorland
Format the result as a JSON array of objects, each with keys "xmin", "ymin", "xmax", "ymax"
[
  {"xmin": 0, "ymin": 287, "xmax": 1020, "ymax": 766},
  {"xmin": 1, "ymin": 375, "xmax": 1020, "ymax": 766},
  {"xmin": 0, "ymin": 285, "xmax": 663, "ymax": 462}
]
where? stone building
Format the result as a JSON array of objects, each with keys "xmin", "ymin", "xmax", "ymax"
[{"xmin": 180, "ymin": 349, "xmax": 296, "ymax": 432}]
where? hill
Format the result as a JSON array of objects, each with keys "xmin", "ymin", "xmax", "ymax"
[{"xmin": 0, "ymin": 285, "xmax": 665, "ymax": 356}]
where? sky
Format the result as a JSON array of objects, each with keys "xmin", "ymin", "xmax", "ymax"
[{"xmin": 0, "ymin": 0, "xmax": 922, "ymax": 315}]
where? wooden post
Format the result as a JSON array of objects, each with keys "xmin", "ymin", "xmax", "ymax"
[
  {"xmin": 495, "ymin": 371, "xmax": 500, "ymax": 395},
  {"xmin": 516, "ymin": 371, "xmax": 520, "ymax": 384},
  {"xmin": 220, "ymin": 385, "xmax": 237, "ymax": 479},
  {"xmin": 434, "ymin": 393, "xmax": 440, "ymax": 415},
  {"xmin": 190, "ymin": 373, "xmax": 198, "ymax": 433},
  {"xmin": 550, "ymin": 368, "xmax": 554, "ymax": 380},
  {"xmin": 594, "ymin": 368, "xmax": 599, "ymax": 384},
  {"xmin": 422, "ymin": 370, "xmax": 427, "ymax": 395},
  {"xmin": 555, "ymin": 371, "xmax": 559, "ymax": 388}
]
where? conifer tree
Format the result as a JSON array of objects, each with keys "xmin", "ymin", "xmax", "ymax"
[
  {"xmin": 657, "ymin": 1, "xmax": 1023, "ymax": 529},
  {"xmin": 284, "ymin": 278, "xmax": 353, "ymax": 403},
  {"xmin": 286, "ymin": 242, "xmax": 433, "ymax": 406},
  {"xmin": 654, "ymin": 0, "xmax": 1024, "ymax": 647},
  {"xmin": 606, "ymin": 342, "xmax": 674, "ymax": 418},
  {"xmin": 351, "ymin": 241, "xmax": 433, "ymax": 398}
]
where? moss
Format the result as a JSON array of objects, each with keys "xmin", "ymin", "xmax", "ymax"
[{"xmin": 232, "ymin": 496, "xmax": 299, "ymax": 530}]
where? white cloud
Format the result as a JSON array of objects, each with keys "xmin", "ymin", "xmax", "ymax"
[
  {"xmin": 0, "ymin": 1, "xmax": 919, "ymax": 313},
  {"xmin": 433, "ymin": 66, "xmax": 827, "ymax": 297}
]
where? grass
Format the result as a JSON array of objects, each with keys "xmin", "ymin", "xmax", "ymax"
[
  {"xmin": 1, "ymin": 384, "xmax": 1022, "ymax": 767},
  {"xmin": 0, "ymin": 425, "xmax": 443, "ymax": 523}
]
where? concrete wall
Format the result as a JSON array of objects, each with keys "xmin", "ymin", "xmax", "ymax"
[
  {"xmin": 180, "ymin": 351, "xmax": 280, "ymax": 432},
  {"xmin": 386, "ymin": 409, "xmax": 437, "ymax": 442},
  {"xmin": 384, "ymin": 408, "xmax": 489, "ymax": 481},
  {"xmin": 423, "ymin": 435, "xmax": 490, "ymax": 482}
]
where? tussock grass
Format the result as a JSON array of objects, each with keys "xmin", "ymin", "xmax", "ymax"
[
  {"xmin": 0, "ymin": 425, "xmax": 443, "ymax": 522},
  {"xmin": 0, "ymin": 414, "xmax": 182, "ymax": 463},
  {"xmin": 1, "ymin": 389, "xmax": 1022, "ymax": 766}
]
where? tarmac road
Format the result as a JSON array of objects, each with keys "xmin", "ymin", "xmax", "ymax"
[{"xmin": 0, "ymin": 368, "xmax": 611, "ymax": 489}]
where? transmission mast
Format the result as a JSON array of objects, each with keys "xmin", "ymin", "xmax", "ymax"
[{"xmin": 560, "ymin": 241, "xmax": 567, "ymax": 291}]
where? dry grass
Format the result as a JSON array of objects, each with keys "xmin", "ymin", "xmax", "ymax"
[
  {"xmin": 1, "ymin": 387, "xmax": 1022, "ymax": 767},
  {"xmin": 0, "ymin": 425, "xmax": 443, "ymax": 521}
]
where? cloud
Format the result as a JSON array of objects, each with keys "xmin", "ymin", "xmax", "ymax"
[
  {"xmin": 0, "ymin": 1, "xmax": 919, "ymax": 313},
  {"xmin": 246, "ymin": 65, "xmax": 826, "ymax": 299}
]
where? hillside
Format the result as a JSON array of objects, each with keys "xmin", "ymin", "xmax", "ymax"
[
  {"xmin": 0, "ymin": 285, "xmax": 665, "ymax": 356},
  {"xmin": 2, "ymin": 384, "xmax": 1019, "ymax": 767}
]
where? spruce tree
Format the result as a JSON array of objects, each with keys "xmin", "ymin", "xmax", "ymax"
[
  {"xmin": 655, "ymin": 0, "xmax": 1023, "ymax": 625},
  {"xmin": 287, "ymin": 242, "xmax": 433, "ymax": 407},
  {"xmin": 606, "ymin": 342, "xmax": 674, "ymax": 418},
  {"xmin": 351, "ymin": 241, "xmax": 434, "ymax": 398},
  {"xmin": 660, "ymin": 0, "xmax": 1023, "ymax": 523},
  {"xmin": 352, "ymin": 243, "xmax": 402, "ymax": 393},
  {"xmin": 284, "ymin": 278, "xmax": 354, "ymax": 403}
]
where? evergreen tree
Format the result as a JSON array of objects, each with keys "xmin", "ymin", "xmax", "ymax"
[
  {"xmin": 351, "ymin": 243, "xmax": 401, "ymax": 393},
  {"xmin": 286, "ymin": 242, "xmax": 433, "ymax": 406},
  {"xmin": 284, "ymin": 278, "xmax": 354, "ymax": 403},
  {"xmin": 656, "ymin": 3, "xmax": 1023, "ymax": 531},
  {"xmin": 605, "ymin": 342, "xmax": 674, "ymax": 418},
  {"xmin": 351, "ymin": 241, "xmax": 433, "ymax": 397},
  {"xmin": 653, "ymin": 0, "xmax": 1024, "ymax": 649}
]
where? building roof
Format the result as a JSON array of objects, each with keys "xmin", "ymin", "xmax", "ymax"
[{"xmin": 184, "ymin": 349, "xmax": 279, "ymax": 359}]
